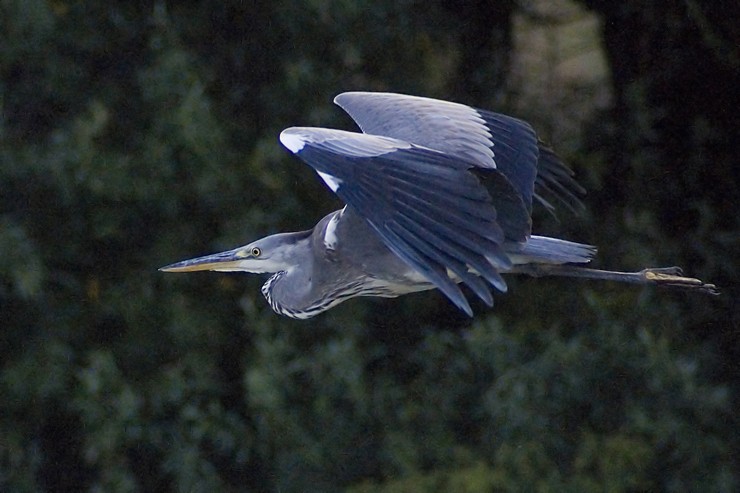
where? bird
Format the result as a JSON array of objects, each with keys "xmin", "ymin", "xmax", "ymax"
[{"xmin": 160, "ymin": 91, "xmax": 717, "ymax": 319}]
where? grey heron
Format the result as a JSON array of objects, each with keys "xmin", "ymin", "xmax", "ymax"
[{"xmin": 160, "ymin": 92, "xmax": 717, "ymax": 318}]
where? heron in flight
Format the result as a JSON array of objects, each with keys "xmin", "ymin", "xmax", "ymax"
[{"xmin": 161, "ymin": 92, "xmax": 717, "ymax": 318}]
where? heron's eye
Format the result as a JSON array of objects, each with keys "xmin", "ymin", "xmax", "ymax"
[{"xmin": 251, "ymin": 247, "xmax": 262, "ymax": 257}]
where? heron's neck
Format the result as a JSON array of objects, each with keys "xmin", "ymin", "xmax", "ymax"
[{"xmin": 260, "ymin": 259, "xmax": 318, "ymax": 319}]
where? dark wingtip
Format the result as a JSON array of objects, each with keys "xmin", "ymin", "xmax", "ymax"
[
  {"xmin": 458, "ymin": 298, "xmax": 475, "ymax": 317},
  {"xmin": 535, "ymin": 143, "xmax": 587, "ymax": 215}
]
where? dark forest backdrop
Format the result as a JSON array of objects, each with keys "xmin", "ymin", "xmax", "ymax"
[{"xmin": 1, "ymin": 1, "xmax": 738, "ymax": 491}]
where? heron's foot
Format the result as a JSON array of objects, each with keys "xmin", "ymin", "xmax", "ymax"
[{"xmin": 641, "ymin": 267, "xmax": 719, "ymax": 295}]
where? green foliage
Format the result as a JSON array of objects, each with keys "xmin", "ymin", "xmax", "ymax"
[
  {"xmin": 1, "ymin": 1, "xmax": 736, "ymax": 492},
  {"xmin": 0, "ymin": 216, "xmax": 45, "ymax": 299}
]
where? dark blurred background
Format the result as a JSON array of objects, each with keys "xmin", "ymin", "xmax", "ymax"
[{"xmin": 1, "ymin": 1, "xmax": 737, "ymax": 491}]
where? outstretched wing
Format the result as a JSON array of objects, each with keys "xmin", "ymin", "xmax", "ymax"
[
  {"xmin": 334, "ymin": 91, "xmax": 583, "ymax": 213},
  {"xmin": 280, "ymin": 127, "xmax": 512, "ymax": 316}
]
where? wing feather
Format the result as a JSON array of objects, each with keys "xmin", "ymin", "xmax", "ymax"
[
  {"xmin": 380, "ymin": 227, "xmax": 473, "ymax": 316},
  {"xmin": 335, "ymin": 91, "xmax": 584, "ymax": 217},
  {"xmin": 280, "ymin": 127, "xmax": 510, "ymax": 313}
]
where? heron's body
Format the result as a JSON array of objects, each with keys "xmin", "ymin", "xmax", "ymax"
[
  {"xmin": 260, "ymin": 208, "xmax": 430, "ymax": 319},
  {"xmin": 161, "ymin": 92, "xmax": 716, "ymax": 318}
]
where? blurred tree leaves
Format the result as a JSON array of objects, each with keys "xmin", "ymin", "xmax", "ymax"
[{"xmin": 1, "ymin": 0, "xmax": 737, "ymax": 492}]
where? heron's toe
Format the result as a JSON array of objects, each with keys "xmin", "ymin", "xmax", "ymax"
[{"xmin": 641, "ymin": 268, "xmax": 719, "ymax": 295}]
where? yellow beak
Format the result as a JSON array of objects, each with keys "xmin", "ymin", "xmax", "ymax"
[{"xmin": 159, "ymin": 248, "xmax": 248, "ymax": 273}]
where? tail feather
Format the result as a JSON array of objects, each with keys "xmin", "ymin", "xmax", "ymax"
[{"xmin": 511, "ymin": 235, "xmax": 596, "ymax": 265}]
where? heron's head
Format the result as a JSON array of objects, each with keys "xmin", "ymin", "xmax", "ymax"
[{"xmin": 159, "ymin": 231, "xmax": 311, "ymax": 275}]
